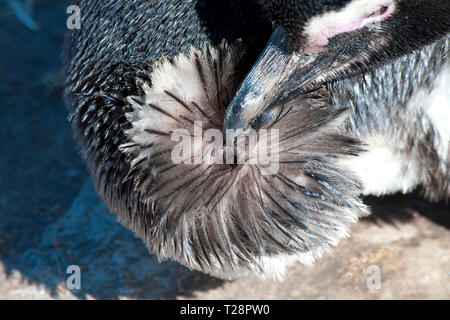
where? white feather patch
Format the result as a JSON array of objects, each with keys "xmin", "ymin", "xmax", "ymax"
[
  {"xmin": 339, "ymin": 63, "xmax": 450, "ymax": 197},
  {"xmin": 303, "ymin": 0, "xmax": 396, "ymax": 49},
  {"xmin": 341, "ymin": 135, "xmax": 421, "ymax": 196},
  {"xmin": 423, "ymin": 65, "xmax": 450, "ymax": 162}
]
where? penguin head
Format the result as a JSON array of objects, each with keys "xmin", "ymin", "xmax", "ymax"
[
  {"xmin": 259, "ymin": 0, "xmax": 396, "ymax": 52},
  {"xmin": 224, "ymin": 0, "xmax": 450, "ymax": 131}
]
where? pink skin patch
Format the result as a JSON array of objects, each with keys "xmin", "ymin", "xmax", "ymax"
[{"xmin": 306, "ymin": 3, "xmax": 396, "ymax": 53}]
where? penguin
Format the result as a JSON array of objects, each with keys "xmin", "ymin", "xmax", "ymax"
[
  {"xmin": 63, "ymin": 0, "xmax": 449, "ymax": 280},
  {"xmin": 224, "ymin": 0, "xmax": 450, "ymax": 200}
]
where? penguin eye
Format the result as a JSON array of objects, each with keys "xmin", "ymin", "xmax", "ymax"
[
  {"xmin": 362, "ymin": 5, "xmax": 392, "ymax": 25},
  {"xmin": 366, "ymin": 5, "xmax": 388, "ymax": 18}
]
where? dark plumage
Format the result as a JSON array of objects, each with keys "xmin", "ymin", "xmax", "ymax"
[
  {"xmin": 63, "ymin": 0, "xmax": 271, "ymax": 263},
  {"xmin": 64, "ymin": 0, "xmax": 449, "ymax": 279}
]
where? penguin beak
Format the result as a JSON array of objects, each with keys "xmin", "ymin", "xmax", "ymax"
[
  {"xmin": 223, "ymin": 26, "xmax": 349, "ymax": 132},
  {"xmin": 224, "ymin": 27, "xmax": 292, "ymax": 132}
]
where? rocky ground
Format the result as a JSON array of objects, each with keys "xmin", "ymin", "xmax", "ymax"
[{"xmin": 0, "ymin": 0, "xmax": 449, "ymax": 300}]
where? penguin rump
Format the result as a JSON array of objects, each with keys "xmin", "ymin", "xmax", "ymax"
[{"xmin": 118, "ymin": 42, "xmax": 368, "ymax": 279}]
